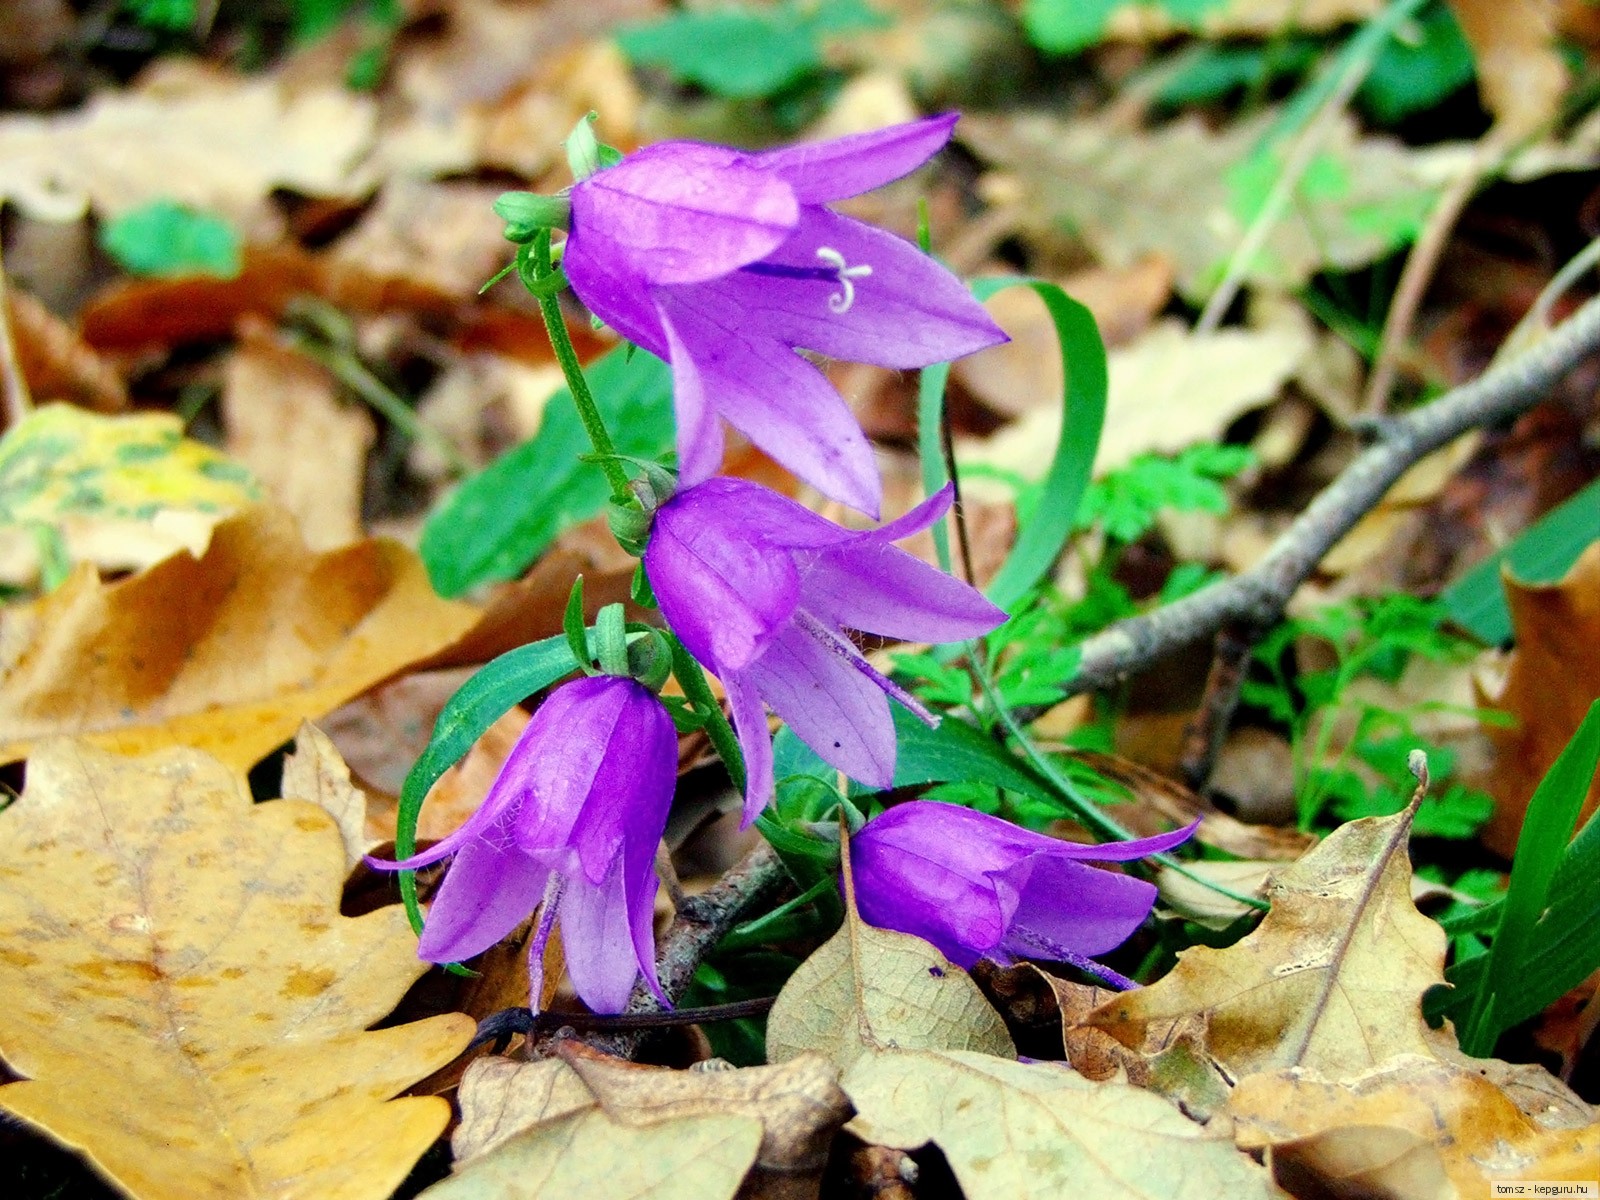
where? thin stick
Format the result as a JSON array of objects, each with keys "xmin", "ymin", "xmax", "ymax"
[
  {"xmin": 1063, "ymin": 289, "xmax": 1600, "ymax": 697},
  {"xmin": 1361, "ymin": 139, "xmax": 1495, "ymax": 414}
]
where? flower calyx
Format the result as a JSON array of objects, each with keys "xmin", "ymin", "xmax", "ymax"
[
  {"xmin": 565, "ymin": 112, "xmax": 624, "ymax": 183},
  {"xmin": 493, "ymin": 191, "xmax": 571, "ymax": 243}
]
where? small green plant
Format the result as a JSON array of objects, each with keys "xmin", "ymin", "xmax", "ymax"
[{"xmin": 1243, "ymin": 594, "xmax": 1498, "ymax": 835}]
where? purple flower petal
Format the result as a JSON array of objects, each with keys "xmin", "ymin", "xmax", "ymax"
[
  {"xmin": 570, "ymin": 142, "xmax": 799, "ymax": 285},
  {"xmin": 703, "ymin": 207, "xmax": 1007, "ymax": 368},
  {"xmin": 559, "ymin": 864, "xmax": 647, "ymax": 1014},
  {"xmin": 751, "ymin": 113, "xmax": 959, "ymax": 204},
  {"xmin": 415, "ymin": 837, "xmax": 550, "ymax": 963},
  {"xmin": 852, "ymin": 834, "xmax": 1007, "ymax": 968},
  {"xmin": 560, "ymin": 232, "xmax": 668, "ymax": 357},
  {"xmin": 725, "ymin": 671, "xmax": 776, "ymax": 825},
  {"xmin": 1046, "ymin": 818, "xmax": 1200, "ymax": 862},
  {"xmin": 743, "ymin": 620, "xmax": 895, "ymax": 788},
  {"xmin": 622, "ymin": 828, "xmax": 669, "ymax": 1006},
  {"xmin": 995, "ymin": 855, "xmax": 1160, "ymax": 958},
  {"xmin": 654, "ymin": 291, "xmax": 883, "ymax": 515},
  {"xmin": 799, "ymin": 542, "xmax": 1006, "ymax": 646},
  {"xmin": 646, "ymin": 486, "xmax": 800, "ymax": 672}
]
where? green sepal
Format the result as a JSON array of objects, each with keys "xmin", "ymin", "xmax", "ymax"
[
  {"xmin": 494, "ymin": 191, "xmax": 571, "ymax": 242},
  {"xmin": 562, "ymin": 576, "xmax": 596, "ymax": 674},
  {"xmin": 594, "ymin": 603, "xmax": 630, "ymax": 676}
]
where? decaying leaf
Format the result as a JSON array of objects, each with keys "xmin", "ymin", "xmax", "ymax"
[
  {"xmin": 1105, "ymin": 0, "xmax": 1380, "ymax": 39},
  {"xmin": 1478, "ymin": 539, "xmax": 1600, "ymax": 855},
  {"xmin": 964, "ymin": 111, "xmax": 1453, "ymax": 299},
  {"xmin": 8, "ymin": 288, "xmax": 126, "ymax": 411},
  {"xmin": 1231, "ymin": 1055, "xmax": 1600, "ymax": 1198},
  {"xmin": 440, "ymin": 1046, "xmax": 849, "ymax": 1200},
  {"xmin": 0, "ymin": 505, "xmax": 480, "ymax": 769},
  {"xmin": 844, "ymin": 1049, "xmax": 1278, "ymax": 1200},
  {"xmin": 0, "ymin": 740, "xmax": 474, "ymax": 1199},
  {"xmin": 1088, "ymin": 806, "xmax": 1446, "ymax": 1082},
  {"xmin": 1449, "ymin": 0, "xmax": 1569, "ymax": 136},
  {"xmin": 0, "ymin": 61, "xmax": 374, "ymax": 224},
  {"xmin": 765, "ymin": 897, "xmax": 1015, "ymax": 1072},
  {"xmin": 221, "ymin": 325, "xmax": 374, "ymax": 552},
  {"xmin": 0, "ymin": 402, "xmax": 262, "ymax": 585}
]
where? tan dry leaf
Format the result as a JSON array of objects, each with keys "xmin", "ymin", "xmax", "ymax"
[
  {"xmin": 957, "ymin": 314, "xmax": 1310, "ymax": 493},
  {"xmin": 0, "ymin": 61, "xmax": 375, "ymax": 225},
  {"xmin": 964, "ymin": 111, "xmax": 1453, "ymax": 300},
  {"xmin": 1230, "ymin": 1056, "xmax": 1600, "ymax": 1198},
  {"xmin": 766, "ymin": 901, "xmax": 1015, "ymax": 1072},
  {"xmin": 222, "ymin": 323, "xmax": 374, "ymax": 551},
  {"xmin": 283, "ymin": 720, "xmax": 375, "ymax": 871},
  {"xmin": 1449, "ymin": 0, "xmax": 1569, "ymax": 136},
  {"xmin": 8, "ymin": 287, "xmax": 125, "ymax": 411},
  {"xmin": 0, "ymin": 505, "xmax": 480, "ymax": 770},
  {"xmin": 1477, "ymin": 540, "xmax": 1600, "ymax": 855},
  {"xmin": 1105, "ymin": 0, "xmax": 1380, "ymax": 39},
  {"xmin": 1088, "ymin": 807, "xmax": 1446, "ymax": 1082},
  {"xmin": 843, "ymin": 1049, "xmax": 1278, "ymax": 1200},
  {"xmin": 428, "ymin": 1107, "xmax": 761, "ymax": 1200},
  {"xmin": 950, "ymin": 257, "xmax": 1174, "ymax": 420},
  {"xmin": 0, "ymin": 740, "xmax": 474, "ymax": 1199}
]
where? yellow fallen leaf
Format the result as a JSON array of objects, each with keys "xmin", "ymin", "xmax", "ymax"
[
  {"xmin": 0, "ymin": 402, "xmax": 262, "ymax": 586},
  {"xmin": 844, "ymin": 1049, "xmax": 1279, "ymax": 1200},
  {"xmin": 1231, "ymin": 1055, "xmax": 1600, "ymax": 1198},
  {"xmin": 282, "ymin": 721, "xmax": 375, "ymax": 873},
  {"xmin": 1088, "ymin": 806, "xmax": 1447, "ymax": 1082},
  {"xmin": 0, "ymin": 505, "xmax": 480, "ymax": 770},
  {"xmin": 0, "ymin": 740, "xmax": 474, "ymax": 1199},
  {"xmin": 766, "ymin": 885, "xmax": 1014, "ymax": 1072}
]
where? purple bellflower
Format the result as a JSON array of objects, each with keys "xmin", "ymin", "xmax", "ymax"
[
  {"xmin": 562, "ymin": 114, "xmax": 1008, "ymax": 518},
  {"xmin": 643, "ymin": 476, "xmax": 1005, "ymax": 823},
  {"xmin": 851, "ymin": 801, "xmax": 1199, "ymax": 987},
  {"xmin": 368, "ymin": 674, "xmax": 678, "ymax": 1014}
]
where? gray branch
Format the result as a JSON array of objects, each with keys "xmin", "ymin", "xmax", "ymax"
[{"xmin": 1065, "ymin": 291, "xmax": 1600, "ymax": 696}]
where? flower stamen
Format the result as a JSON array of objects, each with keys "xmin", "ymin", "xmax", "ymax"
[
  {"xmin": 815, "ymin": 246, "xmax": 873, "ymax": 314},
  {"xmin": 794, "ymin": 609, "xmax": 939, "ymax": 727}
]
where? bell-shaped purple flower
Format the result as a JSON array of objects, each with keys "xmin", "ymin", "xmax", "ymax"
[
  {"xmin": 368, "ymin": 675, "xmax": 678, "ymax": 1015},
  {"xmin": 563, "ymin": 114, "xmax": 1008, "ymax": 518},
  {"xmin": 643, "ymin": 477, "xmax": 1005, "ymax": 822},
  {"xmin": 851, "ymin": 802, "xmax": 1199, "ymax": 981}
]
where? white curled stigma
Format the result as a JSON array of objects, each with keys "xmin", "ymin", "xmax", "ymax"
[{"xmin": 815, "ymin": 246, "xmax": 872, "ymax": 314}]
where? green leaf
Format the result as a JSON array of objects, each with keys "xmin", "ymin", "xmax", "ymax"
[
  {"xmin": 886, "ymin": 707, "xmax": 1059, "ymax": 806},
  {"xmin": 393, "ymin": 636, "xmax": 584, "ymax": 940},
  {"xmin": 920, "ymin": 279, "xmax": 1106, "ymax": 611},
  {"xmin": 1358, "ymin": 2, "xmax": 1474, "ymax": 124},
  {"xmin": 1021, "ymin": 0, "xmax": 1123, "ymax": 55},
  {"xmin": 1455, "ymin": 699, "xmax": 1600, "ymax": 1054},
  {"xmin": 1443, "ymin": 481, "xmax": 1600, "ymax": 644},
  {"xmin": 616, "ymin": 2, "xmax": 858, "ymax": 99},
  {"xmin": 420, "ymin": 346, "xmax": 674, "ymax": 597},
  {"xmin": 99, "ymin": 201, "xmax": 240, "ymax": 279},
  {"xmin": 122, "ymin": 0, "xmax": 195, "ymax": 31}
]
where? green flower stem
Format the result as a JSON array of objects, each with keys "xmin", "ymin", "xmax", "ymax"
[
  {"xmin": 530, "ymin": 232, "xmax": 633, "ymax": 504},
  {"xmin": 668, "ymin": 634, "xmax": 747, "ymax": 796},
  {"xmin": 968, "ymin": 643, "xmax": 1271, "ymax": 914}
]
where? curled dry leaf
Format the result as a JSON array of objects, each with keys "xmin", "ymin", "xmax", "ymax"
[
  {"xmin": 843, "ymin": 1049, "xmax": 1279, "ymax": 1200},
  {"xmin": 0, "ymin": 505, "xmax": 480, "ymax": 769},
  {"xmin": 283, "ymin": 721, "xmax": 376, "ymax": 872},
  {"xmin": 1088, "ymin": 806, "xmax": 1447, "ymax": 1083},
  {"xmin": 765, "ymin": 900, "xmax": 1015, "ymax": 1073},
  {"xmin": 1477, "ymin": 539, "xmax": 1600, "ymax": 856},
  {"xmin": 442, "ymin": 1046, "xmax": 849, "ymax": 1200},
  {"xmin": 0, "ymin": 740, "xmax": 474, "ymax": 1199},
  {"xmin": 1449, "ymin": 0, "xmax": 1569, "ymax": 137},
  {"xmin": 7, "ymin": 288, "xmax": 125, "ymax": 411},
  {"xmin": 1230, "ymin": 1055, "xmax": 1600, "ymax": 1199}
]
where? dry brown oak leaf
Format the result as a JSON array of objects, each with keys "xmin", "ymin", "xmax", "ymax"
[
  {"xmin": 1087, "ymin": 805, "xmax": 1446, "ymax": 1083},
  {"xmin": 0, "ymin": 740, "xmax": 474, "ymax": 1199},
  {"xmin": 1478, "ymin": 538, "xmax": 1600, "ymax": 856},
  {"xmin": 0, "ymin": 505, "xmax": 479, "ymax": 770}
]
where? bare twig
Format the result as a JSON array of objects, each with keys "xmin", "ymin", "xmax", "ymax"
[
  {"xmin": 1064, "ymin": 290, "xmax": 1600, "ymax": 698},
  {"xmin": 1361, "ymin": 139, "xmax": 1497, "ymax": 415},
  {"xmin": 1178, "ymin": 622, "xmax": 1258, "ymax": 789}
]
